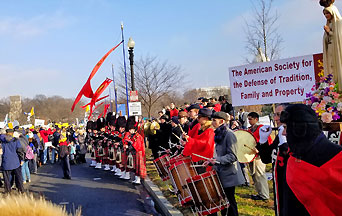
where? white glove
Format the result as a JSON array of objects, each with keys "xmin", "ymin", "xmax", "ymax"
[
  {"xmin": 259, "ymin": 125, "xmax": 272, "ymax": 144},
  {"xmin": 278, "ymin": 125, "xmax": 287, "ymax": 145}
]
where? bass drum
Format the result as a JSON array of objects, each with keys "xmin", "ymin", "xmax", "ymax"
[{"xmin": 234, "ymin": 130, "xmax": 257, "ymax": 163}]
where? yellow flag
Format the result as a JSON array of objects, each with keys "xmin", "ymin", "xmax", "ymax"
[
  {"xmin": 30, "ymin": 107, "xmax": 34, "ymax": 116},
  {"xmin": 8, "ymin": 122, "xmax": 13, "ymax": 129},
  {"xmin": 85, "ymin": 105, "xmax": 90, "ymax": 113}
]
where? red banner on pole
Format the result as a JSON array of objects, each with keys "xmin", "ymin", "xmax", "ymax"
[{"xmin": 71, "ymin": 41, "xmax": 123, "ymax": 112}]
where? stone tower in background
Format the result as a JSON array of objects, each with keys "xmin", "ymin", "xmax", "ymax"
[{"xmin": 9, "ymin": 95, "xmax": 22, "ymax": 121}]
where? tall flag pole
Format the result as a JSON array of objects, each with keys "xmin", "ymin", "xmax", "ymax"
[
  {"xmin": 112, "ymin": 64, "xmax": 118, "ymax": 114},
  {"xmin": 121, "ymin": 22, "xmax": 130, "ymax": 117}
]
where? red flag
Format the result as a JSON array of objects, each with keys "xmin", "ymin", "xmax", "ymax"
[
  {"xmin": 85, "ymin": 78, "xmax": 112, "ymax": 118},
  {"xmin": 98, "ymin": 104, "xmax": 110, "ymax": 118},
  {"xmin": 71, "ymin": 41, "xmax": 123, "ymax": 112}
]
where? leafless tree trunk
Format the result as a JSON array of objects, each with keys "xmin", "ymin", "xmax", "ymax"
[
  {"xmin": 244, "ymin": 0, "xmax": 283, "ymax": 62},
  {"xmin": 119, "ymin": 55, "xmax": 185, "ymax": 118}
]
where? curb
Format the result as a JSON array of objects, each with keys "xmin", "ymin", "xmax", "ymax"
[{"xmin": 142, "ymin": 176, "xmax": 183, "ymax": 216}]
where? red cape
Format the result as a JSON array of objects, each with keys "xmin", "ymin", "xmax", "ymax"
[{"xmin": 286, "ymin": 152, "xmax": 342, "ymax": 216}]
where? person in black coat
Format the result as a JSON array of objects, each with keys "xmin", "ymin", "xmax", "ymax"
[
  {"xmin": 256, "ymin": 103, "xmax": 289, "ymax": 216},
  {"xmin": 204, "ymin": 112, "xmax": 245, "ymax": 216},
  {"xmin": 262, "ymin": 104, "xmax": 342, "ymax": 216}
]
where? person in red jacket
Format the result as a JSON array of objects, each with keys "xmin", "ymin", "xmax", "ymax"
[
  {"xmin": 182, "ymin": 108, "xmax": 215, "ymax": 173},
  {"xmin": 247, "ymin": 112, "xmax": 272, "ymax": 201},
  {"xmin": 39, "ymin": 127, "xmax": 53, "ymax": 165},
  {"xmin": 126, "ymin": 121, "xmax": 146, "ymax": 185},
  {"xmin": 169, "ymin": 102, "xmax": 179, "ymax": 119},
  {"xmin": 186, "ymin": 104, "xmax": 201, "ymax": 138}
]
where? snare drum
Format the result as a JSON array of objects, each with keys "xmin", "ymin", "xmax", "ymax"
[
  {"xmin": 186, "ymin": 170, "xmax": 229, "ymax": 216},
  {"xmin": 168, "ymin": 159, "xmax": 198, "ymax": 205},
  {"xmin": 153, "ymin": 154, "xmax": 170, "ymax": 181}
]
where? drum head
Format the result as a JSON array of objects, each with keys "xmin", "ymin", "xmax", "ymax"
[{"xmin": 234, "ymin": 130, "xmax": 257, "ymax": 163}]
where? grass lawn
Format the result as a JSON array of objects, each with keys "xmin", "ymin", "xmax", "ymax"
[{"xmin": 146, "ymin": 148, "xmax": 275, "ymax": 216}]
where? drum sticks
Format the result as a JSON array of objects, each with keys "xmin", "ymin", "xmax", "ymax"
[{"xmin": 192, "ymin": 153, "xmax": 220, "ymax": 164}]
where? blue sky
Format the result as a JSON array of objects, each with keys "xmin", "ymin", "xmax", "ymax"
[{"xmin": 0, "ymin": 0, "xmax": 337, "ymax": 99}]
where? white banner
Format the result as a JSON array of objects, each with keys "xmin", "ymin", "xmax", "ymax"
[
  {"xmin": 34, "ymin": 119, "xmax": 45, "ymax": 127},
  {"xmin": 229, "ymin": 55, "xmax": 315, "ymax": 106},
  {"xmin": 128, "ymin": 102, "xmax": 142, "ymax": 116}
]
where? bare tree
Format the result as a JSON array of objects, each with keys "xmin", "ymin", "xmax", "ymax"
[
  {"xmin": 244, "ymin": 0, "xmax": 283, "ymax": 62},
  {"xmin": 119, "ymin": 55, "xmax": 185, "ymax": 118}
]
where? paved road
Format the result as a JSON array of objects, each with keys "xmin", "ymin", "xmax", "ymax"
[{"xmin": 27, "ymin": 158, "xmax": 150, "ymax": 216}]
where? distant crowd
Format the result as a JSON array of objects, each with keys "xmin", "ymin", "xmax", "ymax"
[{"xmin": 0, "ymin": 124, "xmax": 87, "ymax": 193}]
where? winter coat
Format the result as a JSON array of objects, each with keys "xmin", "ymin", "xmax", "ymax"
[
  {"xmin": 183, "ymin": 121, "xmax": 215, "ymax": 162},
  {"xmin": 213, "ymin": 124, "xmax": 245, "ymax": 188},
  {"xmin": 0, "ymin": 135, "xmax": 25, "ymax": 170},
  {"xmin": 77, "ymin": 134, "xmax": 87, "ymax": 154}
]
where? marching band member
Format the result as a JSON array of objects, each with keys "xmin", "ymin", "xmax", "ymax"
[
  {"xmin": 106, "ymin": 113, "xmax": 118, "ymax": 172},
  {"xmin": 125, "ymin": 118, "xmax": 146, "ymax": 184},
  {"xmin": 178, "ymin": 111, "xmax": 189, "ymax": 134},
  {"xmin": 186, "ymin": 104, "xmax": 201, "ymax": 138},
  {"xmin": 247, "ymin": 112, "xmax": 272, "ymax": 201},
  {"xmin": 114, "ymin": 116, "xmax": 127, "ymax": 177},
  {"xmin": 87, "ymin": 121, "xmax": 97, "ymax": 167},
  {"xmin": 94, "ymin": 118, "xmax": 106, "ymax": 169},
  {"xmin": 203, "ymin": 112, "xmax": 245, "ymax": 216},
  {"xmin": 257, "ymin": 104, "xmax": 289, "ymax": 216},
  {"xmin": 169, "ymin": 116, "xmax": 183, "ymax": 156},
  {"xmin": 182, "ymin": 108, "xmax": 215, "ymax": 173}
]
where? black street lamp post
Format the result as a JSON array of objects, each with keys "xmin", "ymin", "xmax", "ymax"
[{"xmin": 128, "ymin": 37, "xmax": 135, "ymax": 91}]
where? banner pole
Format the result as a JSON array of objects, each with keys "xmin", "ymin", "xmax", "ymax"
[
  {"xmin": 121, "ymin": 22, "xmax": 130, "ymax": 117},
  {"xmin": 112, "ymin": 64, "xmax": 118, "ymax": 114}
]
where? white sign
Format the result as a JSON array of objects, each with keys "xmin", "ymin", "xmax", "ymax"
[
  {"xmin": 128, "ymin": 102, "xmax": 142, "ymax": 116},
  {"xmin": 229, "ymin": 55, "xmax": 315, "ymax": 106},
  {"xmin": 34, "ymin": 119, "xmax": 45, "ymax": 127}
]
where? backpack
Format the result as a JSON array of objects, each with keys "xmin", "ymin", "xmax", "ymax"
[{"xmin": 25, "ymin": 145, "xmax": 35, "ymax": 160}]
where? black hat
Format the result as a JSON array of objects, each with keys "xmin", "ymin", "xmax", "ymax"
[
  {"xmin": 106, "ymin": 112, "xmax": 116, "ymax": 126},
  {"xmin": 160, "ymin": 115, "xmax": 168, "ymax": 121},
  {"xmin": 126, "ymin": 116, "xmax": 137, "ymax": 131},
  {"xmin": 116, "ymin": 116, "xmax": 127, "ymax": 128},
  {"xmin": 206, "ymin": 102, "xmax": 215, "ymax": 108},
  {"xmin": 198, "ymin": 97, "xmax": 204, "ymax": 100},
  {"xmin": 186, "ymin": 104, "xmax": 201, "ymax": 112},
  {"xmin": 106, "ymin": 112, "xmax": 113, "ymax": 125},
  {"xmin": 211, "ymin": 111, "xmax": 228, "ymax": 121},
  {"xmin": 198, "ymin": 108, "xmax": 212, "ymax": 118},
  {"xmin": 171, "ymin": 116, "xmax": 179, "ymax": 124},
  {"xmin": 202, "ymin": 98, "xmax": 209, "ymax": 103},
  {"xmin": 86, "ymin": 121, "xmax": 94, "ymax": 130},
  {"xmin": 97, "ymin": 117, "xmax": 106, "ymax": 130},
  {"xmin": 218, "ymin": 96, "xmax": 226, "ymax": 102},
  {"xmin": 280, "ymin": 104, "xmax": 319, "ymax": 124},
  {"xmin": 280, "ymin": 104, "xmax": 321, "ymax": 157}
]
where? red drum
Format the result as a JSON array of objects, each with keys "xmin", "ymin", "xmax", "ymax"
[
  {"xmin": 153, "ymin": 154, "xmax": 170, "ymax": 181},
  {"xmin": 164, "ymin": 155, "xmax": 190, "ymax": 170},
  {"xmin": 186, "ymin": 170, "xmax": 229, "ymax": 216},
  {"xmin": 168, "ymin": 159, "xmax": 197, "ymax": 206}
]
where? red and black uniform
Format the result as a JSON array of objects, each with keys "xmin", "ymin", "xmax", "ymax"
[
  {"xmin": 125, "ymin": 132, "xmax": 147, "ymax": 178},
  {"xmin": 257, "ymin": 135, "xmax": 289, "ymax": 216},
  {"xmin": 183, "ymin": 122, "xmax": 215, "ymax": 173}
]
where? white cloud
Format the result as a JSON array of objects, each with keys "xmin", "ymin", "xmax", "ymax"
[{"xmin": 0, "ymin": 11, "xmax": 74, "ymax": 39}]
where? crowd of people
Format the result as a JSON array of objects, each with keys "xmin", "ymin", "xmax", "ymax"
[
  {"xmin": 1, "ymin": 94, "xmax": 342, "ymax": 216},
  {"xmin": 0, "ymin": 124, "xmax": 88, "ymax": 193},
  {"xmin": 146, "ymin": 96, "xmax": 342, "ymax": 216}
]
